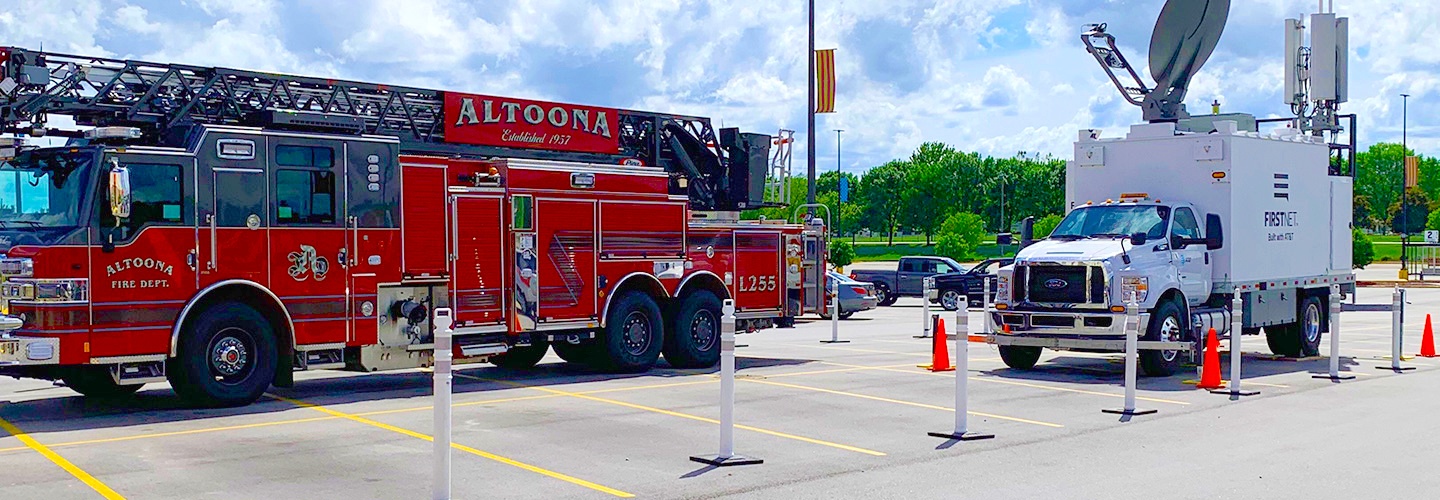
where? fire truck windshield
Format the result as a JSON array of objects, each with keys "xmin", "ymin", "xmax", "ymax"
[{"xmin": 0, "ymin": 149, "xmax": 93, "ymax": 229}]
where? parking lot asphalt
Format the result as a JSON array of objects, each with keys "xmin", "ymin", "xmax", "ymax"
[{"xmin": 4, "ymin": 286, "xmax": 1440, "ymax": 499}]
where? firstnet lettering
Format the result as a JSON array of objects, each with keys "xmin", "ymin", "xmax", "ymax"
[
  {"xmin": 453, "ymin": 97, "xmax": 612, "ymax": 138},
  {"xmin": 1263, "ymin": 211, "xmax": 1298, "ymax": 227}
]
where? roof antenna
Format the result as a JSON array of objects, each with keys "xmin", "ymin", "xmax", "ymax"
[{"xmin": 1081, "ymin": 0, "xmax": 1232, "ymax": 123}]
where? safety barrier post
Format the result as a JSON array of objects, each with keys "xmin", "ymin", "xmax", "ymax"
[
  {"xmin": 916, "ymin": 278, "xmax": 934, "ymax": 338},
  {"xmin": 822, "ymin": 279, "xmax": 848, "ymax": 344},
  {"xmin": 1313, "ymin": 285, "xmax": 1355, "ymax": 380},
  {"xmin": 1212, "ymin": 295, "xmax": 1259, "ymax": 397},
  {"xmin": 691, "ymin": 300, "xmax": 762, "ymax": 466},
  {"xmin": 431, "ymin": 308, "xmax": 454, "ymax": 500},
  {"xmin": 1104, "ymin": 294, "xmax": 1155, "ymax": 416},
  {"xmin": 982, "ymin": 276, "xmax": 993, "ymax": 334},
  {"xmin": 1378, "ymin": 287, "xmax": 1416, "ymax": 372},
  {"xmin": 929, "ymin": 306, "xmax": 994, "ymax": 441}
]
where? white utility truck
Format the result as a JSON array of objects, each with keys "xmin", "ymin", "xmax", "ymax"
[{"xmin": 987, "ymin": 0, "xmax": 1356, "ymax": 376}]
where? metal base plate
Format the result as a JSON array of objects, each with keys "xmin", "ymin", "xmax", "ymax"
[
  {"xmin": 689, "ymin": 454, "xmax": 763, "ymax": 467},
  {"xmin": 1101, "ymin": 408, "xmax": 1157, "ymax": 416},
  {"xmin": 1209, "ymin": 389, "xmax": 1260, "ymax": 396},
  {"xmin": 820, "ymin": 340, "xmax": 851, "ymax": 344},
  {"xmin": 927, "ymin": 431, "xmax": 995, "ymax": 441},
  {"xmin": 1311, "ymin": 373, "xmax": 1357, "ymax": 380},
  {"xmin": 1375, "ymin": 366, "xmax": 1417, "ymax": 372}
]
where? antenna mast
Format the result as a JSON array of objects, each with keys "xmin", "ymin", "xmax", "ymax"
[{"xmin": 1286, "ymin": 3, "xmax": 1349, "ymax": 136}]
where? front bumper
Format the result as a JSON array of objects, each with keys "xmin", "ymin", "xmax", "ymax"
[
  {"xmin": 0, "ymin": 330, "xmax": 61, "ymax": 367},
  {"xmin": 986, "ymin": 309, "xmax": 1192, "ymax": 352}
]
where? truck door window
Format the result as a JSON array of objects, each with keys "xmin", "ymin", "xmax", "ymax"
[
  {"xmin": 900, "ymin": 259, "xmax": 918, "ymax": 273},
  {"xmin": 934, "ymin": 262, "xmax": 954, "ymax": 274},
  {"xmin": 99, "ymin": 162, "xmax": 184, "ymax": 241},
  {"xmin": 275, "ymin": 169, "xmax": 336, "ymax": 224},
  {"xmin": 1171, "ymin": 208, "xmax": 1201, "ymax": 240}
]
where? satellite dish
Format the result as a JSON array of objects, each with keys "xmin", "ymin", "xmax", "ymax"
[{"xmin": 1146, "ymin": 0, "xmax": 1231, "ymax": 117}]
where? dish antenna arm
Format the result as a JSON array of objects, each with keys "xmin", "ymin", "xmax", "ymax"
[{"xmin": 1082, "ymin": 24, "xmax": 1151, "ymax": 108}]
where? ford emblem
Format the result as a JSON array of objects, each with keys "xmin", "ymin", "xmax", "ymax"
[{"xmin": 1044, "ymin": 278, "xmax": 1068, "ymax": 290}]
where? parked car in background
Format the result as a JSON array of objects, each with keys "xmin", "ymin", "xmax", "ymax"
[
  {"xmin": 821, "ymin": 271, "xmax": 879, "ymax": 319},
  {"xmin": 931, "ymin": 258, "xmax": 1015, "ymax": 311},
  {"xmin": 849, "ymin": 256, "xmax": 965, "ymax": 307}
]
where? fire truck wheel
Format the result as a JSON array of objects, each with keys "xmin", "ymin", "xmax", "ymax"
[
  {"xmin": 61, "ymin": 366, "xmax": 143, "ymax": 399},
  {"xmin": 1139, "ymin": 299, "xmax": 1185, "ymax": 377},
  {"xmin": 998, "ymin": 346, "xmax": 1042, "ymax": 370},
  {"xmin": 552, "ymin": 340, "xmax": 596, "ymax": 365},
  {"xmin": 169, "ymin": 301, "xmax": 278, "ymax": 407},
  {"xmin": 663, "ymin": 290, "xmax": 722, "ymax": 368},
  {"xmin": 594, "ymin": 291, "xmax": 664, "ymax": 372},
  {"xmin": 491, "ymin": 339, "xmax": 550, "ymax": 369}
]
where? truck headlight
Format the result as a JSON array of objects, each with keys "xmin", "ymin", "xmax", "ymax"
[{"xmin": 1119, "ymin": 276, "xmax": 1148, "ymax": 303}]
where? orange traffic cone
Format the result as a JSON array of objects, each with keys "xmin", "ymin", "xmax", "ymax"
[
  {"xmin": 927, "ymin": 317, "xmax": 955, "ymax": 372},
  {"xmin": 1196, "ymin": 328, "xmax": 1225, "ymax": 390},
  {"xmin": 1420, "ymin": 314, "xmax": 1438, "ymax": 358}
]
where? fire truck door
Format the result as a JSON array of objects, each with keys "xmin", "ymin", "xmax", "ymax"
[
  {"xmin": 267, "ymin": 139, "xmax": 349, "ymax": 346},
  {"xmin": 199, "ymin": 168, "xmax": 267, "ymax": 288},
  {"xmin": 536, "ymin": 199, "xmax": 597, "ymax": 322},
  {"xmin": 451, "ymin": 195, "xmax": 506, "ymax": 327}
]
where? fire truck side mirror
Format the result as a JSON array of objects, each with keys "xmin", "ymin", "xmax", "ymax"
[{"xmin": 108, "ymin": 161, "xmax": 132, "ymax": 220}]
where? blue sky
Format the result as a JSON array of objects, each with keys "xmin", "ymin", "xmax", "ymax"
[{"xmin": 2, "ymin": 0, "xmax": 1434, "ymax": 174}]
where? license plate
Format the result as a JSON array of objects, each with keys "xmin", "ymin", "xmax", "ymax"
[{"xmin": 0, "ymin": 340, "xmax": 16, "ymax": 356}]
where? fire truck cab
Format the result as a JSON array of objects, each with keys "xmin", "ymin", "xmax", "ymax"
[{"xmin": 0, "ymin": 47, "xmax": 826, "ymax": 407}]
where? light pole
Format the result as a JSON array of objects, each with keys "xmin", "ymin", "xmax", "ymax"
[
  {"xmin": 1401, "ymin": 93, "xmax": 1410, "ymax": 278},
  {"xmin": 835, "ymin": 129, "xmax": 843, "ymax": 239},
  {"xmin": 806, "ymin": 0, "xmax": 816, "ymax": 209}
]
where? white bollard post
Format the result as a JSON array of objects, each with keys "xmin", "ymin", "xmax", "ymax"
[
  {"xmin": 1212, "ymin": 295, "xmax": 1259, "ymax": 396},
  {"xmin": 1378, "ymin": 286, "xmax": 1416, "ymax": 372},
  {"xmin": 691, "ymin": 300, "xmax": 762, "ymax": 466},
  {"xmin": 822, "ymin": 279, "xmax": 849, "ymax": 344},
  {"xmin": 929, "ymin": 307, "xmax": 994, "ymax": 441},
  {"xmin": 983, "ymin": 276, "xmax": 993, "ymax": 335},
  {"xmin": 1105, "ymin": 293, "xmax": 1155, "ymax": 416},
  {"xmin": 916, "ymin": 278, "xmax": 933, "ymax": 338},
  {"xmin": 431, "ymin": 308, "xmax": 454, "ymax": 500},
  {"xmin": 1314, "ymin": 285, "xmax": 1354, "ymax": 380}
]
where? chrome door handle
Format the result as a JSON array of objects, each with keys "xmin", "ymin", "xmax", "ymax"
[{"xmin": 206, "ymin": 213, "xmax": 217, "ymax": 270}]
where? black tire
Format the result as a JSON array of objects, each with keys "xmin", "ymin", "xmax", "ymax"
[
  {"xmin": 839, "ymin": 311, "xmax": 855, "ymax": 320},
  {"xmin": 939, "ymin": 289, "xmax": 963, "ymax": 311},
  {"xmin": 1266, "ymin": 296, "xmax": 1323, "ymax": 358},
  {"xmin": 61, "ymin": 366, "xmax": 143, "ymax": 399},
  {"xmin": 592, "ymin": 291, "xmax": 664, "ymax": 372},
  {"xmin": 167, "ymin": 301, "xmax": 277, "ymax": 407},
  {"xmin": 875, "ymin": 283, "xmax": 897, "ymax": 307},
  {"xmin": 552, "ymin": 340, "xmax": 596, "ymax": 365},
  {"xmin": 998, "ymin": 345, "xmax": 1042, "ymax": 370},
  {"xmin": 663, "ymin": 290, "xmax": 723, "ymax": 368},
  {"xmin": 490, "ymin": 338, "xmax": 549, "ymax": 369},
  {"xmin": 1139, "ymin": 300, "xmax": 1186, "ymax": 377}
]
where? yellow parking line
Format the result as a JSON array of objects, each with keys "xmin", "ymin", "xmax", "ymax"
[
  {"xmin": 818, "ymin": 362, "xmax": 1192, "ymax": 406},
  {"xmin": 759, "ymin": 363, "xmax": 919, "ymax": 378},
  {"xmin": 741, "ymin": 378, "xmax": 1064, "ymax": 428},
  {"xmin": 457, "ymin": 373, "xmax": 886, "ymax": 457},
  {"xmin": 0, "ymin": 416, "xmax": 340, "ymax": 453},
  {"xmin": 269, "ymin": 394, "xmax": 633, "ymax": 498},
  {"xmin": 0, "ymin": 415, "xmax": 125, "ymax": 499}
]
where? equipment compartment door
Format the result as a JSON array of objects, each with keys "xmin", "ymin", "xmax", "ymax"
[
  {"xmin": 451, "ymin": 195, "xmax": 507, "ymax": 326},
  {"xmin": 200, "ymin": 168, "xmax": 267, "ymax": 288},
  {"xmin": 536, "ymin": 198, "xmax": 597, "ymax": 322},
  {"xmin": 734, "ymin": 231, "xmax": 784, "ymax": 312}
]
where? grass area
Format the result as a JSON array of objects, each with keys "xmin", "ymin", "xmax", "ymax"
[{"xmin": 853, "ymin": 243, "xmax": 1018, "ymax": 262}]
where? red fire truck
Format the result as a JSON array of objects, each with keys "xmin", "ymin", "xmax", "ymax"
[{"xmin": 0, "ymin": 47, "xmax": 827, "ymax": 407}]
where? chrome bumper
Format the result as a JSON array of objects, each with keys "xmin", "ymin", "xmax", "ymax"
[
  {"xmin": 986, "ymin": 310, "xmax": 1191, "ymax": 352},
  {"xmin": 0, "ymin": 333, "xmax": 60, "ymax": 366}
]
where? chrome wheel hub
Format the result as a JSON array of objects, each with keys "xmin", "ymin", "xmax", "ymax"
[
  {"xmin": 691, "ymin": 310, "xmax": 718, "ymax": 350},
  {"xmin": 622, "ymin": 311, "xmax": 653, "ymax": 356},
  {"xmin": 1159, "ymin": 315, "xmax": 1182, "ymax": 362},
  {"xmin": 942, "ymin": 291, "xmax": 960, "ymax": 310},
  {"xmin": 212, "ymin": 335, "xmax": 249, "ymax": 377},
  {"xmin": 1304, "ymin": 303, "xmax": 1321, "ymax": 344}
]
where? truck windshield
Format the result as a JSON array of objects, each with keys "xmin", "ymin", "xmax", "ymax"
[
  {"xmin": 0, "ymin": 149, "xmax": 94, "ymax": 229},
  {"xmin": 1050, "ymin": 205, "xmax": 1169, "ymax": 240}
]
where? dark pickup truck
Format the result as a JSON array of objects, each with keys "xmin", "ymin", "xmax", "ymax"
[
  {"xmin": 930, "ymin": 258, "xmax": 1014, "ymax": 310},
  {"xmin": 848, "ymin": 256, "xmax": 966, "ymax": 306}
]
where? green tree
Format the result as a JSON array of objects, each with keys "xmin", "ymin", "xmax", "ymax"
[
  {"xmin": 1353, "ymin": 194, "xmax": 1374, "ymax": 231},
  {"xmin": 859, "ymin": 160, "xmax": 910, "ymax": 245},
  {"xmin": 828, "ymin": 239, "xmax": 856, "ymax": 270},
  {"xmin": 901, "ymin": 143, "xmax": 962, "ymax": 244},
  {"xmin": 1428, "ymin": 209, "xmax": 1440, "ymax": 232},
  {"xmin": 1390, "ymin": 187, "xmax": 1430, "ymax": 235},
  {"xmin": 1032, "ymin": 213, "xmax": 1064, "ymax": 239},
  {"xmin": 935, "ymin": 212, "xmax": 986, "ymax": 261},
  {"xmin": 1352, "ymin": 228, "xmax": 1375, "ymax": 269}
]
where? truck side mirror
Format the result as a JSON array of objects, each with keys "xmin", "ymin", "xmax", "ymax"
[
  {"xmin": 1205, "ymin": 213, "xmax": 1224, "ymax": 250},
  {"xmin": 1130, "ymin": 232, "xmax": 1148, "ymax": 246},
  {"xmin": 108, "ymin": 161, "xmax": 132, "ymax": 219}
]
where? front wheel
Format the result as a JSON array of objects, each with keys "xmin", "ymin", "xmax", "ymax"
[
  {"xmin": 1139, "ymin": 300, "xmax": 1185, "ymax": 377},
  {"xmin": 939, "ymin": 289, "xmax": 963, "ymax": 311},
  {"xmin": 61, "ymin": 366, "xmax": 143, "ymax": 399},
  {"xmin": 168, "ymin": 301, "xmax": 278, "ymax": 407},
  {"xmin": 998, "ymin": 345, "xmax": 1042, "ymax": 370},
  {"xmin": 874, "ymin": 283, "xmax": 897, "ymax": 307},
  {"xmin": 490, "ymin": 339, "xmax": 549, "ymax": 369}
]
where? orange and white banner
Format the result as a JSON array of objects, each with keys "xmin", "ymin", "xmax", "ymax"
[{"xmin": 815, "ymin": 49, "xmax": 836, "ymax": 114}]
